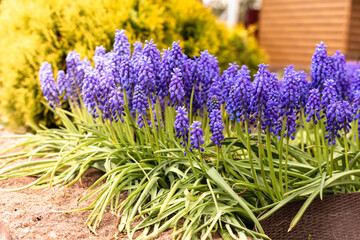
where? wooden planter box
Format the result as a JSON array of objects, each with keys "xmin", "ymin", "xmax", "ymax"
[{"xmin": 258, "ymin": 192, "xmax": 360, "ymax": 239}]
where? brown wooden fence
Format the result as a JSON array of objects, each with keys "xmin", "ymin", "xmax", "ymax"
[{"xmin": 259, "ymin": 0, "xmax": 359, "ymax": 70}]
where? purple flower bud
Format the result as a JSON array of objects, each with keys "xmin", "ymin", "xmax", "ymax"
[
  {"xmin": 114, "ymin": 29, "xmax": 131, "ymax": 57},
  {"xmin": 108, "ymin": 87, "xmax": 125, "ymax": 122},
  {"xmin": 189, "ymin": 121, "xmax": 205, "ymax": 152},
  {"xmin": 137, "ymin": 113, "xmax": 151, "ymax": 129},
  {"xmin": 196, "ymin": 50, "xmax": 220, "ymax": 108},
  {"xmin": 142, "ymin": 40, "xmax": 161, "ymax": 76},
  {"xmin": 325, "ymin": 100, "xmax": 353, "ymax": 145},
  {"xmin": 347, "ymin": 61, "xmax": 360, "ymax": 82},
  {"xmin": 39, "ymin": 62, "xmax": 60, "ymax": 108},
  {"xmin": 82, "ymin": 68, "xmax": 100, "ymax": 116},
  {"xmin": 209, "ymin": 109, "xmax": 224, "ymax": 147},
  {"xmin": 263, "ymin": 91, "xmax": 281, "ymax": 133},
  {"xmin": 132, "ymin": 84, "xmax": 149, "ymax": 115},
  {"xmin": 169, "ymin": 68, "xmax": 185, "ymax": 107},
  {"xmin": 183, "ymin": 59, "xmax": 201, "ymax": 111},
  {"xmin": 62, "ymin": 50, "xmax": 90, "ymax": 103},
  {"xmin": 119, "ymin": 57, "xmax": 135, "ymax": 91},
  {"xmin": 157, "ymin": 42, "xmax": 186, "ymax": 100},
  {"xmin": 305, "ymin": 89, "xmax": 322, "ymax": 124},
  {"xmin": 311, "ymin": 41, "xmax": 329, "ymax": 91},
  {"xmin": 296, "ymin": 70, "xmax": 309, "ymax": 108},
  {"xmin": 222, "ymin": 63, "xmax": 239, "ymax": 103},
  {"xmin": 274, "ymin": 108, "xmax": 297, "ymax": 140},
  {"xmin": 354, "ymin": 91, "xmax": 360, "ymax": 118},
  {"xmin": 174, "ymin": 107, "xmax": 190, "ymax": 147},
  {"xmin": 251, "ymin": 64, "xmax": 276, "ymax": 117},
  {"xmin": 131, "ymin": 41, "xmax": 143, "ymax": 77},
  {"xmin": 226, "ymin": 65, "xmax": 252, "ymax": 122},
  {"xmin": 168, "ymin": 41, "xmax": 186, "ymax": 70},
  {"xmin": 56, "ymin": 70, "xmax": 65, "ymax": 95},
  {"xmin": 158, "ymin": 49, "xmax": 172, "ymax": 98},
  {"xmin": 94, "ymin": 45, "xmax": 106, "ymax": 57},
  {"xmin": 138, "ymin": 56, "xmax": 156, "ymax": 96},
  {"xmin": 353, "ymin": 69, "xmax": 360, "ymax": 92},
  {"xmin": 208, "ymin": 78, "xmax": 222, "ymax": 105},
  {"xmin": 133, "ymin": 41, "xmax": 143, "ymax": 56},
  {"xmin": 208, "ymin": 95, "xmax": 220, "ymax": 115},
  {"xmin": 328, "ymin": 50, "xmax": 352, "ymax": 100},
  {"xmin": 321, "ymin": 79, "xmax": 338, "ymax": 110},
  {"xmin": 281, "ymin": 65, "xmax": 300, "ymax": 112}
]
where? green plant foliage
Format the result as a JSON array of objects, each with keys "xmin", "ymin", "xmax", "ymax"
[
  {"xmin": 0, "ymin": 0, "xmax": 266, "ymax": 129},
  {"xmin": 1, "ymin": 32, "xmax": 360, "ymax": 239}
]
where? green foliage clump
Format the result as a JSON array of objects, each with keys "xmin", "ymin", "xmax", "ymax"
[{"xmin": 0, "ymin": 0, "xmax": 266, "ymax": 129}]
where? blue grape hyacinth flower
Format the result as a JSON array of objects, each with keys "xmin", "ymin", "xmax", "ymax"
[
  {"xmin": 222, "ymin": 63, "xmax": 239, "ymax": 103},
  {"xmin": 208, "ymin": 95, "xmax": 220, "ymax": 116},
  {"xmin": 274, "ymin": 108, "xmax": 297, "ymax": 140},
  {"xmin": 321, "ymin": 79, "xmax": 338, "ymax": 110},
  {"xmin": 132, "ymin": 84, "xmax": 149, "ymax": 115},
  {"xmin": 189, "ymin": 121, "xmax": 205, "ymax": 152},
  {"xmin": 263, "ymin": 91, "xmax": 281, "ymax": 133},
  {"xmin": 168, "ymin": 41, "xmax": 186, "ymax": 70},
  {"xmin": 196, "ymin": 50, "xmax": 220, "ymax": 107},
  {"xmin": 306, "ymin": 88, "xmax": 322, "ymax": 124},
  {"xmin": 94, "ymin": 45, "xmax": 106, "ymax": 57},
  {"xmin": 328, "ymin": 50, "xmax": 352, "ymax": 100},
  {"xmin": 310, "ymin": 41, "xmax": 329, "ymax": 91},
  {"xmin": 353, "ymin": 69, "xmax": 360, "ymax": 92},
  {"xmin": 251, "ymin": 64, "xmax": 279, "ymax": 125},
  {"xmin": 174, "ymin": 107, "xmax": 190, "ymax": 147},
  {"xmin": 209, "ymin": 109, "xmax": 224, "ymax": 147},
  {"xmin": 281, "ymin": 65, "xmax": 300, "ymax": 113},
  {"xmin": 39, "ymin": 62, "xmax": 60, "ymax": 108},
  {"xmin": 226, "ymin": 65, "xmax": 252, "ymax": 122},
  {"xmin": 138, "ymin": 55, "xmax": 156, "ymax": 97},
  {"xmin": 169, "ymin": 68, "xmax": 185, "ymax": 107},
  {"xmin": 108, "ymin": 87, "xmax": 125, "ymax": 123},
  {"xmin": 296, "ymin": 70, "xmax": 309, "ymax": 109},
  {"xmin": 325, "ymin": 100, "xmax": 353, "ymax": 145},
  {"xmin": 143, "ymin": 40, "xmax": 161, "ymax": 74},
  {"xmin": 60, "ymin": 50, "xmax": 91, "ymax": 103},
  {"xmin": 114, "ymin": 29, "xmax": 131, "ymax": 58}
]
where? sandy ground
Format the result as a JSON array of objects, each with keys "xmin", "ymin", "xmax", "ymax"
[
  {"xmin": 0, "ymin": 127, "xmax": 226, "ymax": 240},
  {"xmin": 0, "ymin": 127, "xmax": 119, "ymax": 240}
]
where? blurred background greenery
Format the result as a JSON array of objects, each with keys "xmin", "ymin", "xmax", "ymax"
[{"xmin": 0, "ymin": 0, "xmax": 266, "ymax": 130}]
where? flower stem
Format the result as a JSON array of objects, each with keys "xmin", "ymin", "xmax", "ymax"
[
  {"xmin": 278, "ymin": 115, "xmax": 288, "ymax": 196},
  {"xmin": 344, "ymin": 130, "xmax": 349, "ymax": 171},
  {"xmin": 148, "ymin": 97, "xmax": 159, "ymax": 151},
  {"xmin": 198, "ymin": 148, "xmax": 207, "ymax": 174},
  {"xmin": 187, "ymin": 151, "xmax": 199, "ymax": 179},
  {"xmin": 313, "ymin": 117, "xmax": 322, "ymax": 174},
  {"xmin": 355, "ymin": 120, "xmax": 360, "ymax": 150},
  {"xmin": 216, "ymin": 145, "xmax": 220, "ymax": 171},
  {"xmin": 244, "ymin": 115, "xmax": 258, "ymax": 186},
  {"xmin": 285, "ymin": 136, "xmax": 290, "ymax": 193},
  {"xmin": 330, "ymin": 143, "xmax": 334, "ymax": 177},
  {"xmin": 257, "ymin": 115, "xmax": 276, "ymax": 202},
  {"xmin": 320, "ymin": 120, "xmax": 329, "ymax": 172},
  {"xmin": 302, "ymin": 111, "xmax": 313, "ymax": 156},
  {"xmin": 300, "ymin": 108, "xmax": 305, "ymax": 152},
  {"xmin": 266, "ymin": 129, "xmax": 280, "ymax": 200}
]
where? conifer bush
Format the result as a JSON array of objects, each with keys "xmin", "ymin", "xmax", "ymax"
[{"xmin": 0, "ymin": 0, "xmax": 266, "ymax": 129}]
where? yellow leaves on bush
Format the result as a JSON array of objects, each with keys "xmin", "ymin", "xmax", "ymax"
[{"xmin": 0, "ymin": 0, "xmax": 266, "ymax": 129}]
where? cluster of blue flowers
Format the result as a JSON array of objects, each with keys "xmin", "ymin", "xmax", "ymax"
[{"xmin": 39, "ymin": 30, "xmax": 360, "ymax": 149}]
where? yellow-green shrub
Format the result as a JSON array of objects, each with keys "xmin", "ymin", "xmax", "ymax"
[{"xmin": 0, "ymin": 0, "xmax": 266, "ymax": 129}]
